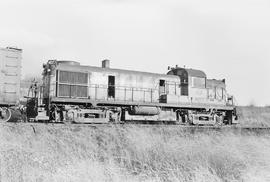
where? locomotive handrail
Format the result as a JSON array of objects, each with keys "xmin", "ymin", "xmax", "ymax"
[{"xmin": 55, "ymin": 81, "xmax": 160, "ymax": 103}]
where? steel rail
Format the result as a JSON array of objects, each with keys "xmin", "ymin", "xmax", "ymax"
[{"xmin": 1, "ymin": 122, "xmax": 270, "ymax": 134}]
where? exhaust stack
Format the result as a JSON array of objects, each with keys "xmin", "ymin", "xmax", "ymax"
[{"xmin": 102, "ymin": 59, "xmax": 110, "ymax": 68}]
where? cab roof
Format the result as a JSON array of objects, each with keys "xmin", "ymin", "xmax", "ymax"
[{"xmin": 167, "ymin": 67, "xmax": 206, "ymax": 78}]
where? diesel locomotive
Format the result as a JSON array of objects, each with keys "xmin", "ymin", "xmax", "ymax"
[
  {"xmin": 0, "ymin": 46, "xmax": 238, "ymax": 125},
  {"xmin": 37, "ymin": 59, "xmax": 237, "ymax": 125}
]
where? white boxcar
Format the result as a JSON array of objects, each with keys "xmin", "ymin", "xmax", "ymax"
[{"xmin": 0, "ymin": 47, "xmax": 22, "ymax": 106}]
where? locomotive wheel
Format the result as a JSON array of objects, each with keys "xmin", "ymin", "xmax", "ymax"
[
  {"xmin": 188, "ymin": 115, "xmax": 194, "ymax": 125},
  {"xmin": 214, "ymin": 115, "xmax": 224, "ymax": 126},
  {"xmin": 51, "ymin": 110, "xmax": 60, "ymax": 122},
  {"xmin": 0, "ymin": 108, "xmax": 11, "ymax": 122}
]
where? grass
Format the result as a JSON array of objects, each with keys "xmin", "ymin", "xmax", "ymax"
[
  {"xmin": 237, "ymin": 106, "xmax": 270, "ymax": 127},
  {"xmin": 0, "ymin": 106, "xmax": 270, "ymax": 182}
]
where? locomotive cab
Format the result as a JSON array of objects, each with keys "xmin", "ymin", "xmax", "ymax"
[
  {"xmin": 167, "ymin": 67, "xmax": 207, "ymax": 100},
  {"xmin": 167, "ymin": 66, "xmax": 237, "ymax": 125}
]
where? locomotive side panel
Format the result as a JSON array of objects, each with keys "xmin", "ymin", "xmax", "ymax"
[
  {"xmin": 188, "ymin": 76, "xmax": 208, "ymax": 101},
  {"xmin": 45, "ymin": 61, "xmax": 181, "ymax": 106},
  {"xmin": 44, "ymin": 61, "xmax": 235, "ymax": 111},
  {"xmin": 206, "ymin": 79, "xmax": 227, "ymax": 106},
  {"xmin": 87, "ymin": 68, "xmax": 180, "ymax": 104},
  {"xmin": 0, "ymin": 47, "xmax": 22, "ymax": 106},
  {"xmin": 87, "ymin": 71, "xmax": 106, "ymax": 100}
]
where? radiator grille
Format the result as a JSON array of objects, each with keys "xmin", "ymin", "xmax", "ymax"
[
  {"xmin": 58, "ymin": 71, "xmax": 88, "ymax": 98},
  {"xmin": 59, "ymin": 71, "xmax": 88, "ymax": 84}
]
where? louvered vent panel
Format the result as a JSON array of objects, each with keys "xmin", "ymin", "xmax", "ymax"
[{"xmin": 58, "ymin": 71, "xmax": 88, "ymax": 98}]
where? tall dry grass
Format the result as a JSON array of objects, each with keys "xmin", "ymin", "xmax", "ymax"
[
  {"xmin": 1, "ymin": 122, "xmax": 270, "ymax": 182},
  {"xmin": 237, "ymin": 106, "xmax": 270, "ymax": 127}
]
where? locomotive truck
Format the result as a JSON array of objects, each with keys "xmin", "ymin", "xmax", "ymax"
[{"xmin": 0, "ymin": 47, "xmax": 238, "ymax": 125}]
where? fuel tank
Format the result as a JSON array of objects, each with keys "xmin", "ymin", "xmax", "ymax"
[{"xmin": 128, "ymin": 106, "xmax": 160, "ymax": 116}]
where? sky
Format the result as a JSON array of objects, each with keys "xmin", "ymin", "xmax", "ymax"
[{"xmin": 0, "ymin": 0, "xmax": 270, "ymax": 106}]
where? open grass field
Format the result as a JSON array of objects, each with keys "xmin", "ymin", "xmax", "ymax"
[
  {"xmin": 237, "ymin": 106, "xmax": 270, "ymax": 127},
  {"xmin": 0, "ymin": 106, "xmax": 270, "ymax": 182}
]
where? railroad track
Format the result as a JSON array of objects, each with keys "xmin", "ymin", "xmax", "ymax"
[{"xmin": 1, "ymin": 122, "xmax": 270, "ymax": 135}]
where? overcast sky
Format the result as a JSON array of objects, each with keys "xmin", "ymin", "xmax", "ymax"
[{"xmin": 1, "ymin": 0, "xmax": 270, "ymax": 106}]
